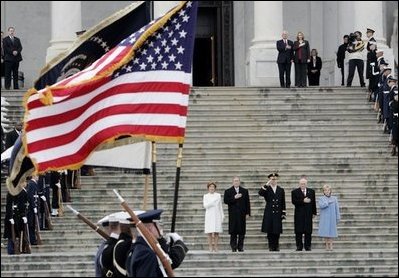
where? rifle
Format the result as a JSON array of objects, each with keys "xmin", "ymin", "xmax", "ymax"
[
  {"xmin": 34, "ymin": 207, "xmax": 43, "ymax": 245},
  {"xmin": 57, "ymin": 182, "xmax": 64, "ymax": 217},
  {"xmin": 22, "ymin": 216, "xmax": 31, "ymax": 254},
  {"xmin": 113, "ymin": 189, "xmax": 174, "ymax": 277},
  {"xmin": 41, "ymin": 196, "xmax": 53, "ymax": 230},
  {"xmin": 66, "ymin": 205, "xmax": 109, "ymax": 240},
  {"xmin": 10, "ymin": 204, "xmax": 20, "ymax": 255}
]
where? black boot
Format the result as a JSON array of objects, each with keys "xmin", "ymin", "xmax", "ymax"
[{"xmin": 391, "ymin": 146, "xmax": 397, "ymax": 156}]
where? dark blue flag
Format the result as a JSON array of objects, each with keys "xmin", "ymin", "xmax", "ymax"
[{"xmin": 34, "ymin": 1, "xmax": 151, "ymax": 89}]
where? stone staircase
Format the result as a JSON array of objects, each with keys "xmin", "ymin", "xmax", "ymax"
[{"xmin": 1, "ymin": 87, "xmax": 398, "ymax": 277}]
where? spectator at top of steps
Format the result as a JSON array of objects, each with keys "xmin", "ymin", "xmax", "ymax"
[{"xmin": 3, "ymin": 26, "xmax": 23, "ymax": 90}]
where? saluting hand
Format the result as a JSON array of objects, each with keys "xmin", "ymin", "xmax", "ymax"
[{"xmin": 304, "ymin": 197, "xmax": 311, "ymax": 203}]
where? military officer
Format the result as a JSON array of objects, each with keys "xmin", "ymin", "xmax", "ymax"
[
  {"xmin": 259, "ymin": 172, "xmax": 286, "ymax": 251},
  {"xmin": 366, "ymin": 28, "xmax": 377, "ymax": 51},
  {"xmin": 126, "ymin": 209, "xmax": 188, "ymax": 277}
]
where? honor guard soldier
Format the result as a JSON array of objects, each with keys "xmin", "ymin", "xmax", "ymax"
[
  {"xmin": 389, "ymin": 84, "xmax": 398, "ymax": 156},
  {"xmin": 126, "ymin": 209, "xmax": 188, "ymax": 277},
  {"xmin": 366, "ymin": 28, "xmax": 377, "ymax": 51},
  {"xmin": 97, "ymin": 213, "xmax": 122, "ymax": 277},
  {"xmin": 259, "ymin": 172, "xmax": 286, "ymax": 251}
]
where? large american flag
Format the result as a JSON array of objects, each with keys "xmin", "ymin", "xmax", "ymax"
[{"xmin": 23, "ymin": 1, "xmax": 198, "ymax": 173}]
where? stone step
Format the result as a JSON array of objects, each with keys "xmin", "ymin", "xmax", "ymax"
[
  {"xmin": 2, "ymin": 255, "xmax": 397, "ymax": 272},
  {"xmin": 174, "ymin": 265, "xmax": 398, "ymax": 276},
  {"xmin": 1, "ymin": 249, "xmax": 396, "ymax": 263},
  {"xmin": 20, "ymin": 226, "xmax": 398, "ymax": 240}
]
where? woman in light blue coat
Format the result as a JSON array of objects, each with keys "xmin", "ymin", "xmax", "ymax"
[{"xmin": 318, "ymin": 184, "xmax": 340, "ymax": 251}]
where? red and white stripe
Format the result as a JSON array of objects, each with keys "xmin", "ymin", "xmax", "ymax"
[{"xmin": 25, "ymin": 70, "xmax": 191, "ymax": 172}]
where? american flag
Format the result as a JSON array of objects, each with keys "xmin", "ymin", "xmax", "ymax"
[{"xmin": 23, "ymin": 1, "xmax": 198, "ymax": 173}]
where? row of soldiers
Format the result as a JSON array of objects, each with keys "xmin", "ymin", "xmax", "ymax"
[
  {"xmin": 94, "ymin": 209, "xmax": 188, "ymax": 277},
  {"xmin": 3, "ymin": 172, "xmax": 68, "ymax": 254},
  {"xmin": 365, "ymin": 28, "xmax": 398, "ymax": 156}
]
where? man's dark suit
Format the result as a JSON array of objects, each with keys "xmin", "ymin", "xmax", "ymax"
[
  {"xmin": 3, "ymin": 35, "xmax": 22, "ymax": 89},
  {"xmin": 224, "ymin": 186, "xmax": 251, "ymax": 251},
  {"xmin": 276, "ymin": 39, "xmax": 294, "ymax": 88},
  {"xmin": 5, "ymin": 129, "xmax": 20, "ymax": 149}
]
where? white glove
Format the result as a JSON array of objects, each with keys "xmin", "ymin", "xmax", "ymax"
[
  {"xmin": 165, "ymin": 232, "xmax": 182, "ymax": 244},
  {"xmin": 9, "ymin": 219, "xmax": 15, "ymax": 225},
  {"xmin": 22, "ymin": 217, "xmax": 28, "ymax": 224},
  {"xmin": 34, "ymin": 208, "xmax": 38, "ymax": 214},
  {"xmin": 40, "ymin": 196, "xmax": 47, "ymax": 201},
  {"xmin": 56, "ymin": 182, "xmax": 61, "ymax": 188}
]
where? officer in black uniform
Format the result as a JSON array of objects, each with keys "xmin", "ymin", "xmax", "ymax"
[
  {"xmin": 366, "ymin": 28, "xmax": 377, "ymax": 100},
  {"xmin": 37, "ymin": 173, "xmax": 51, "ymax": 229},
  {"xmin": 126, "ymin": 209, "xmax": 188, "ymax": 277},
  {"xmin": 389, "ymin": 84, "xmax": 398, "ymax": 156},
  {"xmin": 259, "ymin": 172, "xmax": 286, "ymax": 251},
  {"xmin": 98, "ymin": 214, "xmax": 122, "ymax": 277},
  {"xmin": 113, "ymin": 216, "xmax": 134, "ymax": 277}
]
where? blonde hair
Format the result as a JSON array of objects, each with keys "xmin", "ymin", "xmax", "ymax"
[
  {"xmin": 322, "ymin": 184, "xmax": 331, "ymax": 192},
  {"xmin": 296, "ymin": 32, "xmax": 305, "ymax": 41}
]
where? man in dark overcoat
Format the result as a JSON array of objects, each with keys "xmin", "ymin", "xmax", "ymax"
[
  {"xmin": 291, "ymin": 176, "xmax": 316, "ymax": 251},
  {"xmin": 224, "ymin": 176, "xmax": 251, "ymax": 252},
  {"xmin": 259, "ymin": 172, "xmax": 286, "ymax": 251}
]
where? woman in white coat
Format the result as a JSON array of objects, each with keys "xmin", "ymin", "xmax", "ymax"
[{"xmin": 203, "ymin": 182, "xmax": 224, "ymax": 252}]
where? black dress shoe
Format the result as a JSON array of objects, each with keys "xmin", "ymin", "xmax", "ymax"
[
  {"xmin": 296, "ymin": 248, "xmax": 302, "ymax": 251},
  {"xmin": 238, "ymin": 249, "xmax": 244, "ymax": 252},
  {"xmin": 232, "ymin": 249, "xmax": 237, "ymax": 252},
  {"xmin": 305, "ymin": 248, "xmax": 311, "ymax": 251}
]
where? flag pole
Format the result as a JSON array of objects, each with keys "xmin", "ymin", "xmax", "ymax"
[
  {"xmin": 142, "ymin": 169, "xmax": 150, "ymax": 210},
  {"xmin": 171, "ymin": 143, "xmax": 183, "ymax": 233},
  {"xmin": 113, "ymin": 189, "xmax": 174, "ymax": 277},
  {"xmin": 151, "ymin": 141, "xmax": 158, "ymax": 210}
]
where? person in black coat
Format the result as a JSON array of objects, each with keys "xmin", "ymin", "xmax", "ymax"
[
  {"xmin": 126, "ymin": 209, "xmax": 188, "ymax": 277},
  {"xmin": 390, "ymin": 88, "xmax": 398, "ymax": 156},
  {"xmin": 307, "ymin": 49, "xmax": 322, "ymax": 86},
  {"xmin": 293, "ymin": 32, "xmax": 310, "ymax": 87},
  {"xmin": 5, "ymin": 122, "xmax": 22, "ymax": 149},
  {"xmin": 259, "ymin": 172, "xmax": 286, "ymax": 251},
  {"xmin": 224, "ymin": 176, "xmax": 251, "ymax": 252},
  {"xmin": 3, "ymin": 26, "xmax": 22, "ymax": 90},
  {"xmin": 276, "ymin": 30, "xmax": 294, "ymax": 88},
  {"xmin": 3, "ymin": 180, "xmax": 35, "ymax": 254},
  {"xmin": 337, "ymin": 35, "xmax": 349, "ymax": 86},
  {"xmin": 291, "ymin": 176, "xmax": 317, "ymax": 251}
]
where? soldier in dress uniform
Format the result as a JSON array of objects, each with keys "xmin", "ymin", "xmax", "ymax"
[
  {"xmin": 389, "ymin": 84, "xmax": 398, "ymax": 156},
  {"xmin": 26, "ymin": 175, "xmax": 39, "ymax": 245},
  {"xmin": 258, "ymin": 172, "xmax": 286, "ymax": 251},
  {"xmin": 366, "ymin": 28, "xmax": 377, "ymax": 100},
  {"xmin": 291, "ymin": 176, "xmax": 317, "ymax": 251},
  {"xmin": 377, "ymin": 66, "xmax": 392, "ymax": 123},
  {"xmin": 366, "ymin": 28, "xmax": 376, "ymax": 51},
  {"xmin": 37, "ymin": 173, "xmax": 51, "ymax": 229},
  {"xmin": 126, "ymin": 209, "xmax": 189, "ymax": 277},
  {"xmin": 3, "ymin": 191, "xmax": 24, "ymax": 254},
  {"xmin": 98, "ymin": 213, "xmax": 122, "ymax": 277}
]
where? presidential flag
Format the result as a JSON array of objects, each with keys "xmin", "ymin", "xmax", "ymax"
[
  {"xmin": 23, "ymin": 1, "xmax": 198, "ymax": 174},
  {"xmin": 34, "ymin": 1, "xmax": 151, "ymax": 90},
  {"xmin": 6, "ymin": 1, "xmax": 152, "ymax": 195}
]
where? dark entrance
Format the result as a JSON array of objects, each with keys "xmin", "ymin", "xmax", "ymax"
[{"xmin": 193, "ymin": 2, "xmax": 234, "ymax": 86}]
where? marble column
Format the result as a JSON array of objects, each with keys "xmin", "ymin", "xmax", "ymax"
[
  {"xmin": 46, "ymin": 1, "xmax": 82, "ymax": 63},
  {"xmin": 247, "ymin": 1, "xmax": 283, "ymax": 86},
  {"xmin": 153, "ymin": 1, "xmax": 180, "ymax": 19}
]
